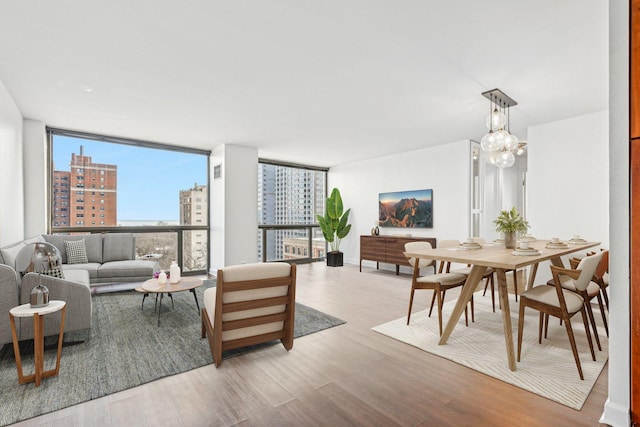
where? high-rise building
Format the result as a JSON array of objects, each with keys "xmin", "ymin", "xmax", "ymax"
[
  {"xmin": 257, "ymin": 164, "xmax": 325, "ymax": 261},
  {"xmin": 180, "ymin": 183, "xmax": 208, "ymax": 271},
  {"xmin": 53, "ymin": 146, "xmax": 117, "ymax": 227},
  {"xmin": 52, "ymin": 169, "xmax": 70, "ymax": 227}
]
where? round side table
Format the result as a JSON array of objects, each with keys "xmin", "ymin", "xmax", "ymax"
[{"xmin": 9, "ymin": 300, "xmax": 66, "ymax": 386}]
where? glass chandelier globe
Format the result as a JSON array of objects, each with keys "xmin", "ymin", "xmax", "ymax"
[
  {"xmin": 480, "ymin": 131, "xmax": 500, "ymax": 152},
  {"xmin": 485, "ymin": 109, "xmax": 506, "ymax": 130},
  {"xmin": 493, "ymin": 129, "xmax": 509, "ymax": 151},
  {"xmin": 495, "ymin": 150, "xmax": 515, "ymax": 168},
  {"xmin": 503, "ymin": 132, "xmax": 519, "ymax": 151},
  {"xmin": 487, "ymin": 151, "xmax": 500, "ymax": 165}
]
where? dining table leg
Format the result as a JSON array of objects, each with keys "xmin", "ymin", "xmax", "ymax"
[
  {"xmin": 438, "ymin": 265, "xmax": 486, "ymax": 345},
  {"xmin": 550, "ymin": 256, "xmax": 564, "ymax": 268},
  {"xmin": 526, "ymin": 263, "xmax": 539, "ymax": 291},
  {"xmin": 495, "ymin": 268, "xmax": 517, "ymax": 371}
]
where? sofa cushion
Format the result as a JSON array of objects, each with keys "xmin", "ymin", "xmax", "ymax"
[
  {"xmin": 98, "ymin": 260, "xmax": 156, "ymax": 279},
  {"xmin": 65, "ymin": 239, "xmax": 89, "ymax": 264},
  {"xmin": 103, "ymin": 234, "xmax": 135, "ymax": 262},
  {"xmin": 63, "ymin": 269, "xmax": 90, "ymax": 285},
  {"xmin": 44, "ymin": 234, "xmax": 103, "ymax": 264},
  {"xmin": 43, "ymin": 266, "xmax": 65, "ymax": 279},
  {"xmin": 62, "ymin": 263, "xmax": 100, "ymax": 280},
  {"xmin": 0, "ymin": 241, "xmax": 25, "ymax": 269}
]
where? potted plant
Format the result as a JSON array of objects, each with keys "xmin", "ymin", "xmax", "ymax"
[
  {"xmin": 493, "ymin": 207, "xmax": 530, "ymax": 249},
  {"xmin": 317, "ymin": 188, "xmax": 352, "ymax": 267}
]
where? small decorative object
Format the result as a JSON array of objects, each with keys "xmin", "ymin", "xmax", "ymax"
[
  {"xmin": 493, "ymin": 207, "xmax": 530, "ymax": 249},
  {"xmin": 158, "ymin": 270, "xmax": 167, "ymax": 284},
  {"xmin": 16, "ymin": 242, "xmax": 63, "ymax": 308},
  {"xmin": 317, "ymin": 188, "xmax": 352, "ymax": 267},
  {"xmin": 374, "ymin": 226, "xmax": 380, "ymax": 236},
  {"xmin": 169, "ymin": 261, "xmax": 181, "ymax": 283}
]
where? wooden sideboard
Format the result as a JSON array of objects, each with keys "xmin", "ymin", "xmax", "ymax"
[{"xmin": 360, "ymin": 235, "xmax": 437, "ymax": 275}]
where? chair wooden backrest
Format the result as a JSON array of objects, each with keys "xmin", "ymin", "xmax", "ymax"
[{"xmin": 202, "ymin": 262, "xmax": 296, "ymax": 367}]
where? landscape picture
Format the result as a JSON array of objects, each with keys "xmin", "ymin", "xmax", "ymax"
[{"xmin": 379, "ymin": 189, "xmax": 433, "ymax": 228}]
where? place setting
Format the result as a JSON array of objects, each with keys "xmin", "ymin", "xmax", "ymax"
[
  {"xmin": 458, "ymin": 238, "xmax": 482, "ymax": 250},
  {"xmin": 568, "ymin": 234, "xmax": 589, "ymax": 245},
  {"xmin": 545, "ymin": 237, "xmax": 570, "ymax": 249},
  {"xmin": 512, "ymin": 240, "xmax": 541, "ymax": 256}
]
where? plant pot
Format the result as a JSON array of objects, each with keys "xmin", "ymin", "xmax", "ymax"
[
  {"xmin": 504, "ymin": 231, "xmax": 516, "ymax": 249},
  {"xmin": 326, "ymin": 251, "xmax": 343, "ymax": 267}
]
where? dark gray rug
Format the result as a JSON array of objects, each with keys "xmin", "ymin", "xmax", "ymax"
[{"xmin": 0, "ymin": 280, "xmax": 345, "ymax": 426}]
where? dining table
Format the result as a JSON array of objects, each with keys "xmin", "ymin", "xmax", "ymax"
[{"xmin": 404, "ymin": 238, "xmax": 600, "ymax": 371}]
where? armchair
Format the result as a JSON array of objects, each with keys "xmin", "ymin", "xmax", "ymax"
[{"xmin": 201, "ymin": 262, "xmax": 296, "ymax": 367}]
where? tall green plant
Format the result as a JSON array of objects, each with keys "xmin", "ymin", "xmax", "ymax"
[
  {"xmin": 317, "ymin": 188, "xmax": 352, "ymax": 252},
  {"xmin": 493, "ymin": 207, "xmax": 530, "ymax": 236}
]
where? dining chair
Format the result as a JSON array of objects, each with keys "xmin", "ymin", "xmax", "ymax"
[
  {"xmin": 404, "ymin": 242, "xmax": 471, "ymax": 335},
  {"xmin": 559, "ymin": 252, "xmax": 608, "ymax": 348},
  {"xmin": 517, "ymin": 252, "xmax": 601, "ymax": 380},
  {"xmin": 592, "ymin": 250, "xmax": 609, "ymax": 311}
]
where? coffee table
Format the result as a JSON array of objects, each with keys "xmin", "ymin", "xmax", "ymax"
[{"xmin": 140, "ymin": 277, "xmax": 203, "ymax": 326}]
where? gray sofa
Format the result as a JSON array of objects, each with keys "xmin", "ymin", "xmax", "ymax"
[
  {"xmin": 40, "ymin": 233, "xmax": 159, "ymax": 285},
  {"xmin": 0, "ymin": 233, "xmax": 159, "ymax": 286},
  {"xmin": 0, "ymin": 233, "xmax": 159, "ymax": 346}
]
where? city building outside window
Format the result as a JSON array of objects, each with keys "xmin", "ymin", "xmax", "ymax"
[{"xmin": 49, "ymin": 128, "xmax": 210, "ymax": 273}]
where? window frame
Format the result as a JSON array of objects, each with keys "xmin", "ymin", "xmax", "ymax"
[{"xmin": 46, "ymin": 127, "xmax": 211, "ymax": 275}]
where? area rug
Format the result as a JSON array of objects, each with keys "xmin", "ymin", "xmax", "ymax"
[
  {"xmin": 0, "ymin": 282, "xmax": 345, "ymax": 426},
  {"xmin": 372, "ymin": 295, "xmax": 608, "ymax": 410}
]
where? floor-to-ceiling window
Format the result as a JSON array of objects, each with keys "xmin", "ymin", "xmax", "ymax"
[
  {"xmin": 257, "ymin": 160, "xmax": 327, "ymax": 263},
  {"xmin": 48, "ymin": 128, "xmax": 210, "ymax": 274}
]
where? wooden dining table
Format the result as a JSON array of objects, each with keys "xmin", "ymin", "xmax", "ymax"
[{"xmin": 404, "ymin": 239, "xmax": 600, "ymax": 371}]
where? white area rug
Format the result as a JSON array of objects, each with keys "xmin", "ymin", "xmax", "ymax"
[{"xmin": 372, "ymin": 295, "xmax": 608, "ymax": 410}]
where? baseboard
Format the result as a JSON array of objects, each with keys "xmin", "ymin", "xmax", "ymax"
[{"xmin": 599, "ymin": 398, "xmax": 630, "ymax": 427}]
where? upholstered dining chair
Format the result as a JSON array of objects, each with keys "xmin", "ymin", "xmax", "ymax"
[
  {"xmin": 517, "ymin": 252, "xmax": 601, "ymax": 380},
  {"xmin": 560, "ymin": 251, "xmax": 608, "ymax": 349},
  {"xmin": 592, "ymin": 249, "xmax": 609, "ymax": 311},
  {"xmin": 201, "ymin": 262, "xmax": 296, "ymax": 367},
  {"xmin": 404, "ymin": 242, "xmax": 471, "ymax": 335}
]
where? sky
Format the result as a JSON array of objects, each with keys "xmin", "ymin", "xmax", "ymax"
[
  {"xmin": 379, "ymin": 189, "xmax": 432, "ymax": 203},
  {"xmin": 53, "ymin": 135, "xmax": 208, "ymax": 221}
]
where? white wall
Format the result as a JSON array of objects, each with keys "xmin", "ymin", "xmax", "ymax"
[
  {"xmin": 0, "ymin": 81, "xmax": 24, "ymax": 246},
  {"xmin": 210, "ymin": 144, "xmax": 259, "ymax": 274},
  {"xmin": 526, "ymin": 111, "xmax": 609, "ymax": 284},
  {"xmin": 601, "ymin": 1, "xmax": 630, "ymax": 425},
  {"xmin": 23, "ymin": 119, "xmax": 47, "ymax": 237},
  {"xmin": 329, "ymin": 140, "xmax": 470, "ymax": 270},
  {"xmin": 528, "ymin": 110, "xmax": 609, "ymax": 243}
]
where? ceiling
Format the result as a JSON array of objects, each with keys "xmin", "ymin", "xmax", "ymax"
[{"xmin": 0, "ymin": 1, "xmax": 608, "ymax": 167}]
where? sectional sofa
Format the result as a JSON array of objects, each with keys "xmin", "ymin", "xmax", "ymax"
[{"xmin": 0, "ymin": 233, "xmax": 159, "ymax": 345}]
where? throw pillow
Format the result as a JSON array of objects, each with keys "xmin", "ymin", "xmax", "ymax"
[
  {"xmin": 64, "ymin": 239, "xmax": 89, "ymax": 264},
  {"xmin": 42, "ymin": 266, "xmax": 65, "ymax": 279}
]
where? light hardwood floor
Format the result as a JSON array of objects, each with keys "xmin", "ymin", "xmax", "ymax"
[{"xmin": 14, "ymin": 263, "xmax": 608, "ymax": 426}]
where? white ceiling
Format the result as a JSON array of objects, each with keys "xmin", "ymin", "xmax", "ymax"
[{"xmin": 0, "ymin": 0, "xmax": 608, "ymax": 167}]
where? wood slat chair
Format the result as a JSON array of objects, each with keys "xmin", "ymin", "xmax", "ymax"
[
  {"xmin": 404, "ymin": 241, "xmax": 471, "ymax": 335},
  {"xmin": 201, "ymin": 262, "xmax": 296, "ymax": 367},
  {"xmin": 517, "ymin": 252, "xmax": 601, "ymax": 380}
]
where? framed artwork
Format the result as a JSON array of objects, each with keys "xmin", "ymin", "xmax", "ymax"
[{"xmin": 379, "ymin": 189, "xmax": 433, "ymax": 228}]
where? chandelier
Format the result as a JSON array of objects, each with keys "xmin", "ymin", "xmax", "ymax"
[{"xmin": 480, "ymin": 89, "xmax": 524, "ymax": 168}]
